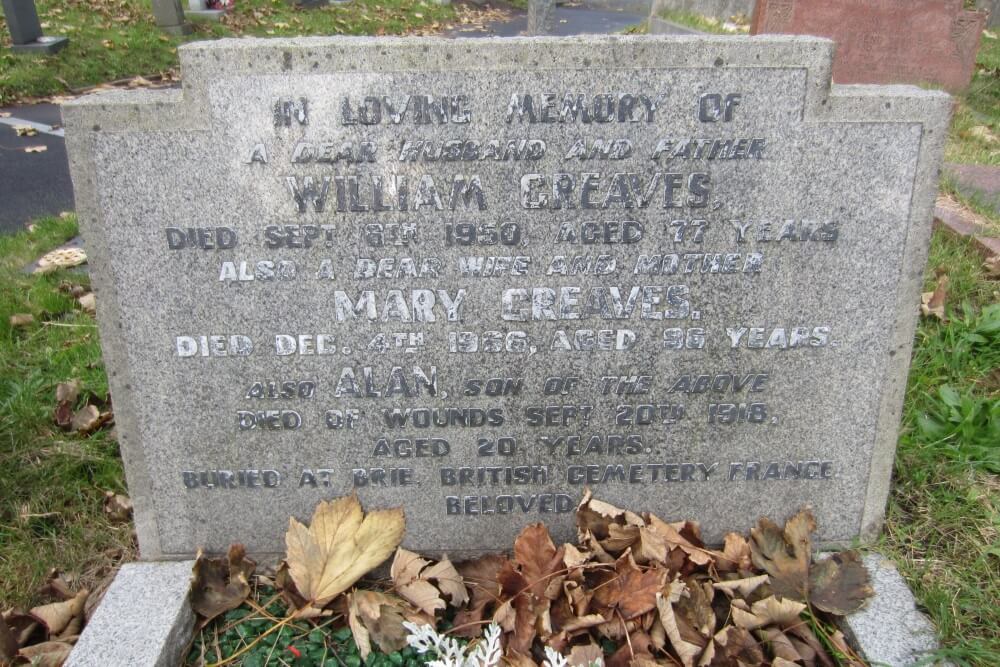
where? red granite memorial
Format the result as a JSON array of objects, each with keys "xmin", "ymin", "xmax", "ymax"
[{"xmin": 751, "ymin": 0, "xmax": 987, "ymax": 92}]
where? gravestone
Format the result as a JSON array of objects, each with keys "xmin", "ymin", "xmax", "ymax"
[
  {"xmin": 527, "ymin": 0, "xmax": 555, "ymax": 35},
  {"xmin": 64, "ymin": 36, "xmax": 950, "ymax": 560},
  {"xmin": 751, "ymin": 0, "xmax": 987, "ymax": 93},
  {"xmin": 151, "ymin": 0, "xmax": 191, "ymax": 36},
  {"xmin": 1, "ymin": 0, "xmax": 68, "ymax": 54},
  {"xmin": 650, "ymin": 0, "xmax": 756, "ymax": 22}
]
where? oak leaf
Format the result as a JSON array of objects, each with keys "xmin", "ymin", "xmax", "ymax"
[{"xmin": 285, "ymin": 495, "xmax": 404, "ymax": 609}]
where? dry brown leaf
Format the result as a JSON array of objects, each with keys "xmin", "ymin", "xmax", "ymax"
[
  {"xmin": 0, "ymin": 615, "xmax": 18, "ymax": 661},
  {"xmin": 731, "ymin": 595, "xmax": 805, "ymax": 630},
  {"xmin": 13, "ymin": 125, "xmax": 37, "ymax": 136},
  {"xmin": 513, "ymin": 523, "xmax": 565, "ymax": 601},
  {"xmin": 656, "ymin": 587, "xmax": 701, "ymax": 667},
  {"xmin": 190, "ymin": 544, "xmax": 255, "ymax": 627},
  {"xmin": 78, "ymin": 292, "xmax": 96, "ymax": 313},
  {"xmin": 567, "ymin": 643, "xmax": 603, "ymax": 667},
  {"xmin": 453, "ymin": 554, "xmax": 507, "ymax": 637},
  {"xmin": 24, "ymin": 145, "xmax": 48, "ymax": 153},
  {"xmin": 592, "ymin": 553, "xmax": 666, "ymax": 621},
  {"xmin": 56, "ymin": 381, "xmax": 80, "ymax": 405},
  {"xmin": 102, "ymin": 491, "xmax": 133, "ymax": 523},
  {"xmin": 715, "ymin": 532, "xmax": 752, "ymax": 573},
  {"xmin": 9, "ymin": 313, "xmax": 34, "ymax": 327},
  {"xmin": 16, "ymin": 640, "xmax": 73, "ymax": 666},
  {"xmin": 984, "ymin": 255, "xmax": 1000, "ymax": 280},
  {"xmin": 391, "ymin": 548, "xmax": 467, "ymax": 616},
  {"xmin": 35, "ymin": 247, "xmax": 87, "ymax": 273},
  {"xmin": 348, "ymin": 590, "xmax": 425, "ymax": 658},
  {"xmin": 285, "ymin": 495, "xmax": 404, "ymax": 608},
  {"xmin": 750, "ymin": 509, "xmax": 814, "ymax": 602},
  {"xmin": 808, "ymin": 550, "xmax": 872, "ymax": 615},
  {"xmin": 712, "ymin": 574, "xmax": 768, "ymax": 598},
  {"xmin": 29, "ymin": 589, "xmax": 87, "ymax": 638},
  {"xmin": 71, "ymin": 405, "xmax": 100, "ymax": 433},
  {"xmin": 576, "ymin": 489, "xmax": 644, "ymax": 544},
  {"xmin": 921, "ymin": 274, "xmax": 949, "ymax": 320}
]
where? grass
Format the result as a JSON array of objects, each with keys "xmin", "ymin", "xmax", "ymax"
[
  {"xmin": 0, "ymin": 0, "xmax": 457, "ymax": 104},
  {"xmin": 0, "ymin": 215, "xmax": 133, "ymax": 609},
  {"xmin": 880, "ymin": 229, "xmax": 1000, "ymax": 665},
  {"xmin": 945, "ymin": 31, "xmax": 1000, "ymax": 166},
  {"xmin": 652, "ymin": 8, "xmax": 746, "ymax": 34}
]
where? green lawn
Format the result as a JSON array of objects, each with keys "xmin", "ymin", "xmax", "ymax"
[{"xmin": 0, "ymin": 0, "xmax": 456, "ymax": 104}]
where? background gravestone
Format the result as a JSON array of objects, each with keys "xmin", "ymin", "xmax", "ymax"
[
  {"xmin": 751, "ymin": 0, "xmax": 987, "ymax": 93},
  {"xmin": 1, "ymin": 0, "xmax": 68, "ymax": 54},
  {"xmin": 64, "ymin": 36, "xmax": 950, "ymax": 560},
  {"xmin": 650, "ymin": 0, "xmax": 756, "ymax": 21}
]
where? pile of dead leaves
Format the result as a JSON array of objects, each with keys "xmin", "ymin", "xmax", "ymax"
[
  {"xmin": 53, "ymin": 380, "xmax": 113, "ymax": 437},
  {"xmin": 1, "ymin": 572, "xmax": 92, "ymax": 666},
  {"xmin": 191, "ymin": 493, "xmax": 873, "ymax": 666}
]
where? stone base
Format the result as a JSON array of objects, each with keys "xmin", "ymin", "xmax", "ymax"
[
  {"xmin": 159, "ymin": 23, "xmax": 193, "ymax": 35},
  {"xmin": 185, "ymin": 8, "xmax": 226, "ymax": 20},
  {"xmin": 65, "ymin": 554, "xmax": 942, "ymax": 666},
  {"xmin": 66, "ymin": 560, "xmax": 196, "ymax": 667},
  {"xmin": 10, "ymin": 35, "xmax": 69, "ymax": 55},
  {"xmin": 838, "ymin": 554, "xmax": 943, "ymax": 666}
]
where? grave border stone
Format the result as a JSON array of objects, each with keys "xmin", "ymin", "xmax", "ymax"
[{"xmin": 64, "ymin": 35, "xmax": 951, "ymax": 561}]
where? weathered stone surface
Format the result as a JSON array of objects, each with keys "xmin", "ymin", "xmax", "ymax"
[
  {"xmin": 66, "ymin": 561, "xmax": 195, "ymax": 667},
  {"xmin": 751, "ymin": 0, "xmax": 987, "ymax": 93},
  {"xmin": 840, "ymin": 555, "xmax": 941, "ymax": 666},
  {"xmin": 527, "ymin": 0, "xmax": 556, "ymax": 34},
  {"xmin": 651, "ymin": 0, "xmax": 755, "ymax": 21},
  {"xmin": 64, "ymin": 36, "xmax": 950, "ymax": 560}
]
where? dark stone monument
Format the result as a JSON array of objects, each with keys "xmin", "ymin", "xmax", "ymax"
[
  {"xmin": 1, "ymin": 0, "xmax": 68, "ymax": 54},
  {"xmin": 751, "ymin": 0, "xmax": 987, "ymax": 93}
]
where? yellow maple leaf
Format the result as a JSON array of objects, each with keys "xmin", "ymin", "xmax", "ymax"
[{"xmin": 285, "ymin": 496, "xmax": 405, "ymax": 609}]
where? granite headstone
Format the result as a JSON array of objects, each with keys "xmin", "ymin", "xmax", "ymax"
[
  {"xmin": 64, "ymin": 36, "xmax": 950, "ymax": 560},
  {"xmin": 751, "ymin": 0, "xmax": 987, "ymax": 93}
]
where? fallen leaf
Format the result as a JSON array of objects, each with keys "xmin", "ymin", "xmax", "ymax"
[
  {"xmin": 750, "ymin": 509, "xmax": 814, "ymax": 602},
  {"xmin": 656, "ymin": 586, "xmax": 701, "ymax": 667},
  {"xmin": 513, "ymin": 523, "xmax": 565, "ymax": 601},
  {"xmin": 592, "ymin": 553, "xmax": 666, "ymax": 621},
  {"xmin": 16, "ymin": 640, "xmax": 73, "ymax": 666},
  {"xmin": 102, "ymin": 39, "xmax": 114, "ymax": 48},
  {"xmin": 35, "ymin": 247, "xmax": 87, "ymax": 273},
  {"xmin": 102, "ymin": 491, "xmax": 132, "ymax": 523},
  {"xmin": 983, "ymin": 255, "xmax": 1000, "ymax": 279},
  {"xmin": 190, "ymin": 544, "xmax": 255, "ymax": 627},
  {"xmin": 78, "ymin": 292, "xmax": 96, "ymax": 313},
  {"xmin": 9, "ymin": 313, "xmax": 34, "ymax": 327},
  {"xmin": 13, "ymin": 125, "xmax": 37, "ymax": 137},
  {"xmin": 391, "ymin": 548, "xmax": 467, "ymax": 616},
  {"xmin": 808, "ymin": 550, "xmax": 872, "ymax": 615},
  {"xmin": 567, "ymin": 643, "xmax": 603, "ymax": 667},
  {"xmin": 969, "ymin": 125, "xmax": 999, "ymax": 144},
  {"xmin": 453, "ymin": 554, "xmax": 507, "ymax": 637},
  {"xmin": 56, "ymin": 380, "xmax": 80, "ymax": 405},
  {"xmin": 70, "ymin": 404, "xmax": 100, "ymax": 433},
  {"xmin": 920, "ymin": 274, "xmax": 949, "ymax": 320},
  {"xmin": 285, "ymin": 495, "xmax": 405, "ymax": 609},
  {"xmin": 730, "ymin": 595, "xmax": 805, "ymax": 630},
  {"xmin": 24, "ymin": 145, "xmax": 47, "ymax": 153},
  {"xmin": 29, "ymin": 589, "xmax": 87, "ymax": 638},
  {"xmin": 712, "ymin": 574, "xmax": 768, "ymax": 598},
  {"xmin": 349, "ymin": 590, "xmax": 423, "ymax": 658}
]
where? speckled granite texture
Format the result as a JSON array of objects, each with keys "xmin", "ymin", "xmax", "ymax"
[{"xmin": 63, "ymin": 36, "xmax": 950, "ymax": 560}]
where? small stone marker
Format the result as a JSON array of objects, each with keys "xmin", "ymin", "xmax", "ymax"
[
  {"xmin": 1, "ymin": 0, "xmax": 68, "ymax": 54},
  {"xmin": 64, "ymin": 36, "xmax": 950, "ymax": 560},
  {"xmin": 527, "ymin": 0, "xmax": 556, "ymax": 35},
  {"xmin": 151, "ymin": 0, "xmax": 192, "ymax": 36},
  {"xmin": 751, "ymin": 0, "xmax": 987, "ymax": 93}
]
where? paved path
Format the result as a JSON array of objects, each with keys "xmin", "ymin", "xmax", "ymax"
[{"xmin": 0, "ymin": 103, "xmax": 74, "ymax": 235}]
